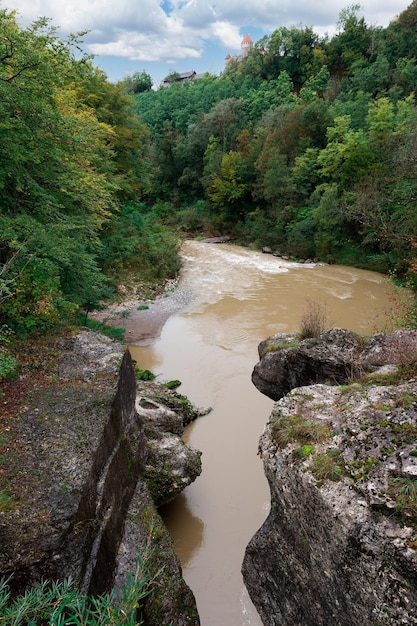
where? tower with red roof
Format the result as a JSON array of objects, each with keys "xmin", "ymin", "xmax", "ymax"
[{"xmin": 241, "ymin": 34, "xmax": 253, "ymax": 58}]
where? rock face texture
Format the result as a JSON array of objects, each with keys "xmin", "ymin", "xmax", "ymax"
[
  {"xmin": 0, "ymin": 330, "xmax": 201, "ymax": 625},
  {"xmin": 252, "ymin": 328, "xmax": 417, "ymax": 401},
  {"xmin": 243, "ymin": 329, "xmax": 417, "ymax": 626}
]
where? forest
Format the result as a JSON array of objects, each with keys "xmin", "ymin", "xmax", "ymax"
[{"xmin": 1, "ymin": 3, "xmax": 417, "ymax": 341}]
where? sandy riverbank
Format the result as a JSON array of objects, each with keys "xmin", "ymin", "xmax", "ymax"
[{"xmin": 89, "ymin": 281, "xmax": 194, "ymax": 345}]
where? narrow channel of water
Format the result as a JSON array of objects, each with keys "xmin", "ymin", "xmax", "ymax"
[{"xmin": 129, "ymin": 241, "xmax": 393, "ymax": 626}]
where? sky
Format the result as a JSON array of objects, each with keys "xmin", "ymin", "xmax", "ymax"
[{"xmin": 2, "ymin": 0, "xmax": 411, "ymax": 87}]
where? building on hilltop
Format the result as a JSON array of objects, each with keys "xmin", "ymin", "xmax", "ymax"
[
  {"xmin": 225, "ymin": 34, "xmax": 253, "ymax": 65},
  {"xmin": 161, "ymin": 70, "xmax": 199, "ymax": 87},
  {"xmin": 241, "ymin": 34, "xmax": 253, "ymax": 58}
]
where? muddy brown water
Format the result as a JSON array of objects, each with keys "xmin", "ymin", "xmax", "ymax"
[{"xmin": 129, "ymin": 240, "xmax": 394, "ymax": 626}]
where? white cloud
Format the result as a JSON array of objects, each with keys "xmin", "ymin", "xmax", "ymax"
[
  {"xmin": 4, "ymin": 0, "xmax": 410, "ymax": 78},
  {"xmin": 90, "ymin": 30, "xmax": 202, "ymax": 62},
  {"xmin": 210, "ymin": 20, "xmax": 242, "ymax": 49}
]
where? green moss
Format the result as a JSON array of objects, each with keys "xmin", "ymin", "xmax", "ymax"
[
  {"xmin": 348, "ymin": 456, "xmax": 380, "ymax": 480},
  {"xmin": 135, "ymin": 367, "xmax": 156, "ymax": 381},
  {"xmin": 392, "ymin": 422, "xmax": 417, "ymax": 443},
  {"xmin": 143, "ymin": 464, "xmax": 183, "ymax": 507},
  {"xmin": 296, "ymin": 444, "xmax": 315, "ymax": 459}
]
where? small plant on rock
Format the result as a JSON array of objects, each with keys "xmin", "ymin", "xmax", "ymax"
[
  {"xmin": 0, "ymin": 546, "xmax": 155, "ymax": 624},
  {"xmin": 135, "ymin": 367, "xmax": 156, "ymax": 381},
  {"xmin": 388, "ymin": 476, "xmax": 417, "ymax": 517},
  {"xmin": 272, "ymin": 413, "xmax": 332, "ymax": 448},
  {"xmin": 310, "ymin": 449, "xmax": 344, "ymax": 482},
  {"xmin": 298, "ymin": 299, "xmax": 330, "ymax": 340}
]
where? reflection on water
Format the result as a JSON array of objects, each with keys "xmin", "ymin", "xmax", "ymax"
[
  {"xmin": 129, "ymin": 241, "xmax": 393, "ymax": 626},
  {"xmin": 159, "ymin": 494, "xmax": 204, "ymax": 568}
]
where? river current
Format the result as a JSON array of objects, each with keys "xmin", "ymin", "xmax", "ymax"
[{"xmin": 129, "ymin": 240, "xmax": 393, "ymax": 626}]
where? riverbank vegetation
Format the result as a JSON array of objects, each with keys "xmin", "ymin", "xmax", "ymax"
[{"xmin": 1, "ymin": 4, "xmax": 417, "ymax": 342}]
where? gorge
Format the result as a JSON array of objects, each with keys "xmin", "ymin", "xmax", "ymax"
[
  {"xmin": 130, "ymin": 240, "xmax": 400, "ymax": 625},
  {"xmin": 2, "ymin": 240, "xmax": 414, "ymax": 625}
]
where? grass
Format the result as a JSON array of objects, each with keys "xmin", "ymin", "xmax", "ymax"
[
  {"xmin": 76, "ymin": 314, "xmax": 125, "ymax": 341},
  {"xmin": 298, "ymin": 299, "xmax": 330, "ymax": 340},
  {"xmin": 271, "ymin": 412, "xmax": 332, "ymax": 448},
  {"xmin": 0, "ymin": 547, "xmax": 156, "ymax": 625},
  {"xmin": 260, "ymin": 338, "xmax": 299, "ymax": 357},
  {"xmin": 388, "ymin": 477, "xmax": 417, "ymax": 517},
  {"xmin": 310, "ymin": 449, "xmax": 345, "ymax": 482}
]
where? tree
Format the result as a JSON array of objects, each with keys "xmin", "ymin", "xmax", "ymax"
[
  {"xmin": 162, "ymin": 70, "xmax": 181, "ymax": 85},
  {"xmin": 326, "ymin": 4, "xmax": 374, "ymax": 77},
  {"xmin": 261, "ymin": 26, "xmax": 325, "ymax": 89},
  {"xmin": 0, "ymin": 11, "xmax": 117, "ymax": 330},
  {"xmin": 206, "ymin": 151, "xmax": 249, "ymax": 225},
  {"xmin": 317, "ymin": 115, "xmax": 375, "ymax": 187},
  {"xmin": 119, "ymin": 70, "xmax": 152, "ymax": 94}
]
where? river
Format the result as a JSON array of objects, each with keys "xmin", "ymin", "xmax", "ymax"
[{"xmin": 129, "ymin": 240, "xmax": 393, "ymax": 626}]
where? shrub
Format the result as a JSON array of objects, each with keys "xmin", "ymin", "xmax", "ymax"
[
  {"xmin": 298, "ymin": 299, "xmax": 329, "ymax": 339},
  {"xmin": 0, "ymin": 352, "xmax": 18, "ymax": 382},
  {"xmin": 0, "ymin": 326, "xmax": 19, "ymax": 382},
  {"xmin": 135, "ymin": 367, "xmax": 156, "ymax": 381},
  {"xmin": 381, "ymin": 277, "xmax": 417, "ymax": 333}
]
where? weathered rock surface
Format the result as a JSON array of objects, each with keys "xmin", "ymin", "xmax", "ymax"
[
  {"xmin": 0, "ymin": 330, "xmax": 201, "ymax": 625},
  {"xmin": 252, "ymin": 328, "xmax": 417, "ymax": 401},
  {"xmin": 136, "ymin": 386, "xmax": 203, "ymax": 507},
  {"xmin": 243, "ymin": 329, "xmax": 417, "ymax": 626}
]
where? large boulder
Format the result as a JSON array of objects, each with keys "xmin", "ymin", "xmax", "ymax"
[
  {"xmin": 252, "ymin": 328, "xmax": 364, "ymax": 401},
  {"xmin": 244, "ymin": 328, "xmax": 417, "ymax": 625},
  {"xmin": 243, "ymin": 381, "xmax": 417, "ymax": 626},
  {"xmin": 252, "ymin": 328, "xmax": 417, "ymax": 401}
]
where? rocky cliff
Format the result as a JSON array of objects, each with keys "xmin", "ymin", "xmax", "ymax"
[
  {"xmin": 243, "ymin": 328, "xmax": 417, "ymax": 626},
  {"xmin": 0, "ymin": 330, "xmax": 202, "ymax": 625}
]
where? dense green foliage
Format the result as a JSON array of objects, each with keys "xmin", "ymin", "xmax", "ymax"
[
  {"xmin": 0, "ymin": 10, "xmax": 180, "ymax": 335},
  {"xmin": 2, "ymin": 4, "xmax": 417, "ymax": 336},
  {"xmin": 132, "ymin": 2, "xmax": 417, "ymax": 288}
]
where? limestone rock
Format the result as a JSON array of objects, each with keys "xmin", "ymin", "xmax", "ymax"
[
  {"xmin": 252, "ymin": 328, "xmax": 363, "ymax": 401},
  {"xmin": 252, "ymin": 328, "xmax": 417, "ymax": 401},
  {"xmin": 244, "ymin": 329, "xmax": 417, "ymax": 626},
  {"xmin": 0, "ymin": 330, "xmax": 200, "ymax": 625}
]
